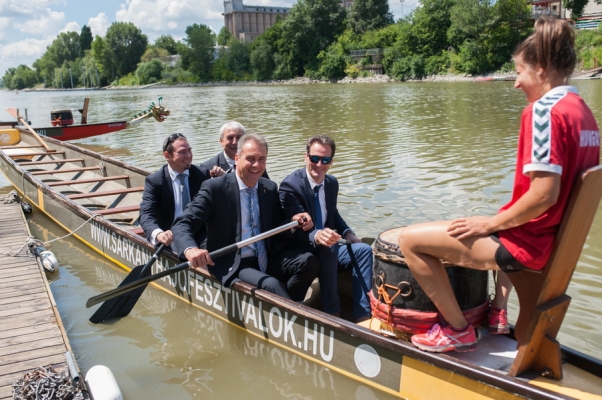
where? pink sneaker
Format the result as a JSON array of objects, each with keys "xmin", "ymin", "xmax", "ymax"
[
  {"xmin": 411, "ymin": 323, "xmax": 478, "ymax": 353},
  {"xmin": 488, "ymin": 307, "xmax": 510, "ymax": 334}
]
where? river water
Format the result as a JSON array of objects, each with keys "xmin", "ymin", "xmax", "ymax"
[{"xmin": 1, "ymin": 80, "xmax": 601, "ymax": 399}]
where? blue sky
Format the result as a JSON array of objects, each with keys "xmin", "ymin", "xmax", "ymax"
[{"xmin": 0, "ymin": 0, "xmax": 417, "ymax": 78}]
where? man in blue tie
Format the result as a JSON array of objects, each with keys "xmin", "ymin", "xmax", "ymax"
[
  {"xmin": 279, "ymin": 135, "xmax": 373, "ymax": 322},
  {"xmin": 172, "ymin": 134, "xmax": 319, "ymax": 301},
  {"xmin": 139, "ymin": 133, "xmax": 210, "ymax": 253}
]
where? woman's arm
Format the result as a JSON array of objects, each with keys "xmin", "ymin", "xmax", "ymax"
[{"xmin": 448, "ymin": 171, "xmax": 560, "ymax": 240}]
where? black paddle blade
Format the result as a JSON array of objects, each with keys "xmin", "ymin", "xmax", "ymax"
[
  {"xmin": 89, "ymin": 244, "xmax": 165, "ymax": 324},
  {"xmin": 89, "ymin": 264, "xmax": 152, "ymax": 323}
]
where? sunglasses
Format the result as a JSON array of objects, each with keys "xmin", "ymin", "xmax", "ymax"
[
  {"xmin": 163, "ymin": 133, "xmax": 187, "ymax": 152},
  {"xmin": 308, "ymin": 155, "xmax": 333, "ymax": 165}
]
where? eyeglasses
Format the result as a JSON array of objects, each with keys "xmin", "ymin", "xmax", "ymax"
[
  {"xmin": 163, "ymin": 133, "xmax": 187, "ymax": 152},
  {"xmin": 308, "ymin": 155, "xmax": 333, "ymax": 165}
]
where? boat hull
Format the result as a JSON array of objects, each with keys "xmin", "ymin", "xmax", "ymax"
[
  {"xmin": 34, "ymin": 121, "xmax": 129, "ymax": 141},
  {"xmin": 1, "ymin": 132, "xmax": 601, "ymax": 399}
]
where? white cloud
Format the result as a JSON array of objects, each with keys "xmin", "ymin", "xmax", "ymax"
[
  {"xmin": 115, "ymin": 0, "xmax": 223, "ymax": 36},
  {"xmin": 14, "ymin": 9, "xmax": 66, "ymax": 36},
  {"xmin": 60, "ymin": 21, "xmax": 81, "ymax": 33},
  {"xmin": 0, "ymin": 36, "xmax": 53, "ymax": 74},
  {"xmin": 88, "ymin": 13, "xmax": 109, "ymax": 37}
]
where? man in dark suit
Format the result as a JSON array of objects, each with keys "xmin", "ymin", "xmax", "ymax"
[
  {"xmin": 172, "ymin": 134, "xmax": 318, "ymax": 301},
  {"xmin": 200, "ymin": 121, "xmax": 269, "ymax": 179},
  {"xmin": 279, "ymin": 135, "xmax": 373, "ymax": 322},
  {"xmin": 140, "ymin": 133, "xmax": 210, "ymax": 253}
]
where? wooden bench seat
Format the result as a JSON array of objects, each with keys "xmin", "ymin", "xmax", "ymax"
[
  {"xmin": 8, "ymin": 151, "xmax": 65, "ymax": 158},
  {"xmin": 94, "ymin": 205, "xmax": 140, "ymax": 216},
  {"xmin": 0, "ymin": 145, "xmax": 46, "ymax": 150},
  {"xmin": 31, "ymin": 166, "xmax": 103, "ymax": 175},
  {"xmin": 508, "ymin": 165, "xmax": 602, "ymax": 379},
  {"xmin": 46, "ymin": 175, "xmax": 130, "ymax": 187},
  {"xmin": 18, "ymin": 158, "xmax": 84, "ymax": 166},
  {"xmin": 67, "ymin": 187, "xmax": 144, "ymax": 200}
]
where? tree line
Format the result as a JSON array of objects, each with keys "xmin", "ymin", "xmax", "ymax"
[{"xmin": 2, "ymin": 0, "xmax": 600, "ymax": 90}]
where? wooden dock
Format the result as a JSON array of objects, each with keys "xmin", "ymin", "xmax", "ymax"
[{"xmin": 0, "ymin": 201, "xmax": 71, "ymax": 399}]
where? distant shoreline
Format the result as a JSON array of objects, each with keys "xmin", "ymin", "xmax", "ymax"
[{"xmin": 9, "ymin": 69, "xmax": 601, "ymax": 93}]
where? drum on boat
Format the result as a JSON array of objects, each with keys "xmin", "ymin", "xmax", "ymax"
[{"xmin": 370, "ymin": 227, "xmax": 489, "ymax": 336}]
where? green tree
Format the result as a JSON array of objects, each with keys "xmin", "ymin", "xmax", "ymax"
[
  {"xmin": 213, "ymin": 37, "xmax": 250, "ymax": 80},
  {"xmin": 411, "ymin": 0, "xmax": 455, "ymax": 58},
  {"xmin": 80, "ymin": 25, "xmax": 93, "ymax": 56},
  {"xmin": 155, "ymin": 35, "xmax": 178, "ymax": 55},
  {"xmin": 217, "ymin": 26, "xmax": 233, "ymax": 46},
  {"xmin": 105, "ymin": 22, "xmax": 148, "ymax": 77},
  {"xmin": 91, "ymin": 35, "xmax": 115, "ymax": 81},
  {"xmin": 141, "ymin": 47, "xmax": 170, "ymax": 63},
  {"xmin": 348, "ymin": 0, "xmax": 394, "ymax": 35},
  {"xmin": 3, "ymin": 65, "xmax": 38, "ymax": 89},
  {"xmin": 563, "ymin": 0, "xmax": 589, "ymax": 18},
  {"xmin": 136, "ymin": 59, "xmax": 164, "ymax": 84},
  {"xmin": 250, "ymin": 42, "xmax": 276, "ymax": 80},
  {"xmin": 183, "ymin": 23, "xmax": 215, "ymax": 80},
  {"xmin": 317, "ymin": 41, "xmax": 351, "ymax": 78},
  {"xmin": 277, "ymin": 0, "xmax": 347, "ymax": 77}
]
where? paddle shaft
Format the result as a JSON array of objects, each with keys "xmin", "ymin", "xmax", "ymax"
[
  {"xmin": 5, "ymin": 108, "xmax": 53, "ymax": 152},
  {"xmin": 86, "ymin": 220, "xmax": 299, "ymax": 308}
]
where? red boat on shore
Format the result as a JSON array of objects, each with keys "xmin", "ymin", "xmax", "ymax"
[{"xmin": 1, "ymin": 98, "xmax": 170, "ymax": 142}]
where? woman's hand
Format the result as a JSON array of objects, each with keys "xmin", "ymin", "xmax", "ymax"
[{"xmin": 447, "ymin": 216, "xmax": 495, "ymax": 240}]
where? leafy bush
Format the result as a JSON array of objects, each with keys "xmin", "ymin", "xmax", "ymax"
[
  {"xmin": 136, "ymin": 59, "xmax": 163, "ymax": 84},
  {"xmin": 389, "ymin": 55, "xmax": 425, "ymax": 80},
  {"xmin": 116, "ymin": 73, "xmax": 139, "ymax": 86},
  {"xmin": 317, "ymin": 42, "xmax": 351, "ymax": 78}
]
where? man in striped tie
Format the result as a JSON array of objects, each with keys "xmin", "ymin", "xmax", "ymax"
[
  {"xmin": 140, "ymin": 133, "xmax": 211, "ymax": 254},
  {"xmin": 172, "ymin": 134, "xmax": 319, "ymax": 301}
]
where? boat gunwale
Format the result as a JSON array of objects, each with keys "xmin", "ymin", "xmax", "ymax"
[{"xmin": 0, "ymin": 132, "xmax": 598, "ymax": 400}]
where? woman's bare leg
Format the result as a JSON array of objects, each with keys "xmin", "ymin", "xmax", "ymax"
[
  {"xmin": 398, "ymin": 221, "xmax": 500, "ymax": 330},
  {"xmin": 492, "ymin": 271, "xmax": 513, "ymax": 310}
]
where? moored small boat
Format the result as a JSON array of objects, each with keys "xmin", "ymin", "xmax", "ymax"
[
  {"xmin": 1, "ymin": 98, "xmax": 170, "ymax": 142},
  {"xmin": 1, "ymin": 130, "xmax": 602, "ymax": 399}
]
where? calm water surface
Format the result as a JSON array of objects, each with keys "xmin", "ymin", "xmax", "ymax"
[{"xmin": 1, "ymin": 80, "xmax": 601, "ymax": 399}]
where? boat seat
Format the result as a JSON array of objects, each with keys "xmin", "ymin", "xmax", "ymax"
[
  {"xmin": 131, "ymin": 227, "xmax": 145, "ymax": 236},
  {"xmin": 46, "ymin": 175, "xmax": 130, "ymax": 187},
  {"xmin": 67, "ymin": 186, "xmax": 144, "ymax": 200},
  {"xmin": 30, "ymin": 166, "xmax": 103, "ymax": 175},
  {"xmin": 0, "ymin": 145, "xmax": 46, "ymax": 150},
  {"xmin": 507, "ymin": 165, "xmax": 602, "ymax": 380},
  {"xmin": 94, "ymin": 205, "xmax": 140, "ymax": 216},
  {"xmin": 8, "ymin": 151, "xmax": 65, "ymax": 159},
  {"xmin": 18, "ymin": 158, "xmax": 85, "ymax": 166}
]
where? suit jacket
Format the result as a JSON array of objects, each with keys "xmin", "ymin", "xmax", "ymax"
[
  {"xmin": 172, "ymin": 173, "xmax": 290, "ymax": 285},
  {"xmin": 200, "ymin": 151, "xmax": 270, "ymax": 179},
  {"xmin": 139, "ymin": 164, "xmax": 210, "ymax": 250},
  {"xmin": 279, "ymin": 168, "xmax": 350, "ymax": 247}
]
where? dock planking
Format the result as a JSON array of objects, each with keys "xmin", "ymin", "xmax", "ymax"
[{"xmin": 0, "ymin": 202, "xmax": 70, "ymax": 400}]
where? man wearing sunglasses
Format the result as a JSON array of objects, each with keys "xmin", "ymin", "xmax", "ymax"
[
  {"xmin": 279, "ymin": 135, "xmax": 373, "ymax": 322},
  {"xmin": 200, "ymin": 121, "xmax": 269, "ymax": 179},
  {"xmin": 140, "ymin": 133, "xmax": 211, "ymax": 253}
]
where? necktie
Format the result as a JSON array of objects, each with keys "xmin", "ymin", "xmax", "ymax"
[
  {"xmin": 177, "ymin": 173, "xmax": 190, "ymax": 211},
  {"xmin": 314, "ymin": 185, "xmax": 323, "ymax": 229},
  {"xmin": 244, "ymin": 188, "xmax": 268, "ymax": 272}
]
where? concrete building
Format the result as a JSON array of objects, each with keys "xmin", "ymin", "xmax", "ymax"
[{"xmin": 223, "ymin": 0, "xmax": 291, "ymax": 43}]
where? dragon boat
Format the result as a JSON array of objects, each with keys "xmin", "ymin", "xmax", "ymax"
[
  {"xmin": 0, "ymin": 98, "xmax": 170, "ymax": 142},
  {"xmin": 1, "ymin": 129, "xmax": 602, "ymax": 399}
]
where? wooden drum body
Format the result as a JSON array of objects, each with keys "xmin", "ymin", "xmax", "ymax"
[{"xmin": 370, "ymin": 227, "xmax": 489, "ymax": 335}]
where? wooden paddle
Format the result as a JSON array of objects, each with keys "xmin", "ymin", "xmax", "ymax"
[
  {"xmin": 86, "ymin": 220, "xmax": 300, "ymax": 310},
  {"xmin": 89, "ymin": 243, "xmax": 166, "ymax": 323},
  {"xmin": 5, "ymin": 108, "xmax": 54, "ymax": 152}
]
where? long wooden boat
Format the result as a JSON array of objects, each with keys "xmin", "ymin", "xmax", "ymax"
[
  {"xmin": 1, "ymin": 98, "xmax": 170, "ymax": 142},
  {"xmin": 2, "ymin": 130, "xmax": 602, "ymax": 399}
]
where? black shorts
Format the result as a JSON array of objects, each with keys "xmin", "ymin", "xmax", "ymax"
[{"xmin": 490, "ymin": 234, "xmax": 527, "ymax": 273}]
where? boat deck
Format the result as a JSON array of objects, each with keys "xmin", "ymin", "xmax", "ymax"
[{"xmin": 0, "ymin": 201, "xmax": 70, "ymax": 399}]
